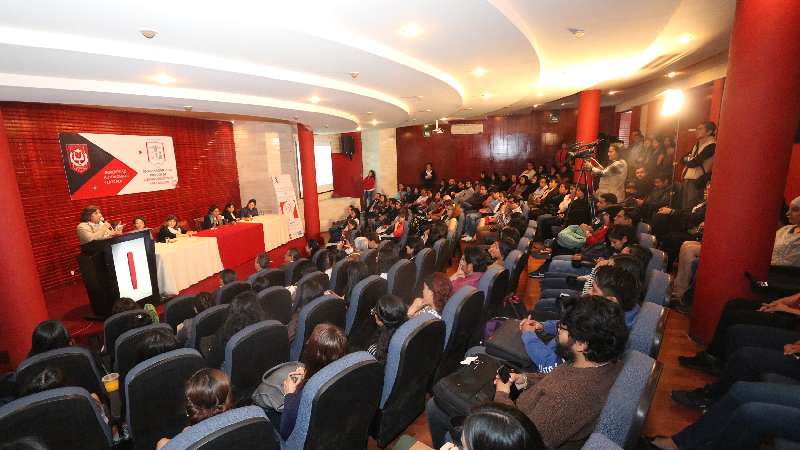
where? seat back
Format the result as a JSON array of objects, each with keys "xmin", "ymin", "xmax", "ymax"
[
  {"xmin": 648, "ymin": 248, "xmax": 667, "ymax": 273},
  {"xmin": 360, "ymin": 248, "xmax": 378, "ymax": 274},
  {"xmin": 636, "ymin": 222, "xmax": 652, "ymax": 235},
  {"xmin": 15, "ymin": 347, "xmax": 106, "ymax": 403},
  {"xmin": 312, "ymin": 249, "xmax": 331, "ymax": 272},
  {"xmin": 478, "ymin": 266, "xmax": 509, "ymax": 317},
  {"xmin": 434, "ymin": 287, "xmax": 486, "ymax": 382},
  {"xmin": 284, "ymin": 258, "xmax": 310, "ymax": 285},
  {"xmin": 328, "ymin": 258, "xmax": 349, "ymax": 295},
  {"xmin": 216, "ymin": 281, "xmax": 253, "ymax": 305},
  {"xmin": 125, "ymin": 349, "xmax": 206, "ymax": 450},
  {"xmin": 638, "ymin": 233, "xmax": 656, "ymax": 249},
  {"xmin": 504, "ymin": 249, "xmax": 525, "ymax": 293},
  {"xmin": 413, "ymin": 248, "xmax": 437, "ymax": 295},
  {"xmin": 374, "ymin": 315, "xmax": 445, "ymax": 447},
  {"xmin": 517, "ymin": 236, "xmax": 531, "ymax": 253},
  {"xmin": 186, "ymin": 304, "xmax": 229, "ymax": 350},
  {"xmin": 283, "ymin": 352, "xmax": 382, "ymax": 450},
  {"xmin": 255, "ymin": 287, "xmax": 292, "ymax": 324},
  {"xmin": 222, "ymin": 321, "xmax": 289, "ymax": 400},
  {"xmin": 289, "ymin": 295, "xmax": 347, "ymax": 361},
  {"xmin": 387, "ymin": 259, "xmax": 416, "ymax": 304},
  {"xmin": 248, "ymin": 268, "xmax": 286, "ymax": 290},
  {"xmin": 164, "ymin": 296, "xmax": 198, "ymax": 330},
  {"xmin": 161, "ymin": 406, "xmax": 278, "ymax": 450},
  {"xmin": 0, "ymin": 387, "xmax": 113, "ymax": 450},
  {"xmin": 103, "ymin": 309, "xmax": 150, "ymax": 356},
  {"xmin": 345, "ymin": 276, "xmax": 388, "ymax": 349},
  {"xmin": 433, "ymin": 238, "xmax": 450, "ymax": 272},
  {"xmin": 581, "ymin": 432, "xmax": 623, "ymax": 450},
  {"xmin": 397, "ymin": 214, "xmax": 412, "ymax": 251},
  {"xmin": 594, "ymin": 350, "xmax": 661, "ymax": 449},
  {"xmin": 626, "ymin": 303, "xmax": 667, "ymax": 358},
  {"xmin": 292, "ymin": 271, "xmax": 330, "ymax": 312},
  {"xmin": 644, "ymin": 271, "xmax": 670, "ymax": 306},
  {"xmin": 115, "ymin": 323, "xmax": 174, "ymax": 382}
]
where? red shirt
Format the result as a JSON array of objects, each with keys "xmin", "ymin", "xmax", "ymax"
[
  {"xmin": 586, "ymin": 225, "xmax": 608, "ymax": 247},
  {"xmin": 363, "ymin": 176, "xmax": 376, "ymax": 190}
]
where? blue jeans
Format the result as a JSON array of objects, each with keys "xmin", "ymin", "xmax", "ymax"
[
  {"xmin": 674, "ymin": 382, "xmax": 800, "ymax": 450},
  {"xmin": 363, "ymin": 190, "xmax": 374, "ymax": 209}
]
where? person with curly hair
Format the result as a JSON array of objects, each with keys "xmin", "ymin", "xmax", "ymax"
[{"xmin": 408, "ymin": 272, "xmax": 453, "ymax": 320}]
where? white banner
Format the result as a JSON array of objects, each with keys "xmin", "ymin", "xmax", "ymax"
[{"xmin": 271, "ymin": 174, "xmax": 304, "ymax": 240}]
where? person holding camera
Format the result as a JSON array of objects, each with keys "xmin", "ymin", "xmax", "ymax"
[{"xmin": 583, "ymin": 142, "xmax": 628, "ymax": 202}]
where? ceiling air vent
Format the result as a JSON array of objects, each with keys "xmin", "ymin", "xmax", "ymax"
[{"xmin": 641, "ymin": 52, "xmax": 684, "ymax": 71}]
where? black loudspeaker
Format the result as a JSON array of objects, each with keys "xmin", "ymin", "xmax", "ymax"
[{"xmin": 341, "ymin": 135, "xmax": 355, "ymax": 160}]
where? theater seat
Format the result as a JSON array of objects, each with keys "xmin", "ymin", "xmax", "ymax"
[
  {"xmin": 115, "ymin": 323, "xmax": 174, "ymax": 385},
  {"xmin": 518, "ymin": 236, "xmax": 531, "ymax": 253},
  {"xmin": 387, "ymin": 259, "xmax": 416, "ymax": 304},
  {"xmin": 103, "ymin": 309, "xmax": 151, "ymax": 360},
  {"xmin": 581, "ymin": 432, "xmax": 623, "ymax": 449},
  {"xmin": 161, "ymin": 405, "xmax": 279, "ymax": 450},
  {"xmin": 637, "ymin": 222, "xmax": 652, "ymax": 235},
  {"xmin": 504, "ymin": 249, "xmax": 525, "ymax": 293},
  {"xmin": 524, "ymin": 226, "xmax": 536, "ymax": 239},
  {"xmin": 345, "ymin": 275, "xmax": 388, "ymax": 349},
  {"xmin": 0, "ymin": 387, "xmax": 114, "ymax": 450},
  {"xmin": 433, "ymin": 287, "xmax": 485, "ymax": 383},
  {"xmin": 360, "ymin": 248, "xmax": 378, "ymax": 274},
  {"xmin": 292, "ymin": 271, "xmax": 330, "ymax": 312},
  {"xmin": 638, "ymin": 233, "xmax": 656, "ymax": 249},
  {"xmin": 216, "ymin": 281, "xmax": 253, "ymax": 305},
  {"xmin": 478, "ymin": 266, "xmax": 509, "ymax": 318},
  {"xmin": 185, "ymin": 304, "xmax": 229, "ymax": 351},
  {"xmin": 283, "ymin": 258, "xmax": 310, "ymax": 285},
  {"xmin": 164, "ymin": 295, "xmax": 198, "ymax": 330},
  {"xmin": 594, "ymin": 350, "xmax": 661, "ymax": 449},
  {"xmin": 328, "ymin": 258, "xmax": 349, "ymax": 295},
  {"xmin": 248, "ymin": 268, "xmax": 286, "ymax": 290},
  {"xmin": 255, "ymin": 287, "xmax": 292, "ymax": 325},
  {"xmin": 626, "ymin": 302, "xmax": 667, "ymax": 358},
  {"xmin": 15, "ymin": 347, "xmax": 107, "ymax": 404},
  {"xmin": 372, "ymin": 314, "xmax": 445, "ymax": 447},
  {"xmin": 644, "ymin": 270, "xmax": 670, "ymax": 306},
  {"xmin": 648, "ymin": 248, "xmax": 667, "ymax": 273},
  {"xmin": 282, "ymin": 352, "xmax": 382, "ymax": 450},
  {"xmin": 433, "ymin": 238, "xmax": 450, "ymax": 272},
  {"xmin": 289, "ymin": 295, "xmax": 346, "ymax": 361},
  {"xmin": 125, "ymin": 349, "xmax": 206, "ymax": 450},
  {"xmin": 312, "ymin": 249, "xmax": 331, "ymax": 271},
  {"xmin": 413, "ymin": 248, "xmax": 436, "ymax": 295},
  {"xmin": 222, "ymin": 321, "xmax": 289, "ymax": 405}
]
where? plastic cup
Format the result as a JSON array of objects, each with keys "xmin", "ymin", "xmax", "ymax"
[{"xmin": 102, "ymin": 373, "xmax": 120, "ymax": 393}]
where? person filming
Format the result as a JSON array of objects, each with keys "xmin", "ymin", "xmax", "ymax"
[{"xmin": 583, "ymin": 142, "xmax": 627, "ymax": 202}]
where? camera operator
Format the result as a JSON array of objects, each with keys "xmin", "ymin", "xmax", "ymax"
[{"xmin": 583, "ymin": 142, "xmax": 627, "ymax": 202}]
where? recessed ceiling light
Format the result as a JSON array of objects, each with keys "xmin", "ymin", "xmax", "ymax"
[
  {"xmin": 356, "ymin": 126, "xmax": 362, "ymax": 132},
  {"xmin": 400, "ymin": 23, "xmax": 423, "ymax": 38},
  {"xmin": 472, "ymin": 67, "xmax": 488, "ymax": 77},
  {"xmin": 440, "ymin": 117, "xmax": 448, "ymax": 121},
  {"xmin": 150, "ymin": 73, "xmax": 175, "ymax": 84},
  {"xmin": 324, "ymin": 124, "xmax": 330, "ymax": 128},
  {"xmin": 536, "ymin": 92, "xmax": 544, "ymax": 98},
  {"xmin": 533, "ymin": 104, "xmax": 540, "ymax": 108},
  {"xmin": 568, "ymin": 28, "xmax": 585, "ymax": 38},
  {"xmin": 608, "ymin": 90, "xmax": 620, "ymax": 95},
  {"xmin": 678, "ymin": 33, "xmax": 694, "ymax": 44},
  {"xmin": 230, "ymin": 120, "xmax": 235, "ymax": 124},
  {"xmin": 366, "ymin": 111, "xmax": 373, "ymax": 115},
  {"xmin": 309, "ymin": 96, "xmax": 321, "ymax": 104},
  {"xmin": 424, "ymin": 108, "xmax": 432, "ymax": 112},
  {"xmin": 666, "ymin": 71, "xmax": 679, "ymax": 78},
  {"xmin": 371, "ymin": 119, "xmax": 379, "ymax": 126},
  {"xmin": 183, "ymin": 105, "xmax": 193, "ymax": 111},
  {"xmin": 560, "ymin": 102, "xmax": 570, "ymax": 106},
  {"xmin": 139, "ymin": 29, "xmax": 158, "ymax": 39},
  {"xmin": 481, "ymin": 92, "xmax": 492, "ymax": 99}
]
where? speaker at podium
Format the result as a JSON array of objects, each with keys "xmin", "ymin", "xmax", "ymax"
[{"xmin": 78, "ymin": 229, "xmax": 160, "ymax": 320}]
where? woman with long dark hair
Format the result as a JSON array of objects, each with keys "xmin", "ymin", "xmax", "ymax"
[
  {"xmin": 367, "ymin": 294, "xmax": 408, "ymax": 363},
  {"xmin": 28, "ymin": 320, "xmax": 72, "ymax": 357},
  {"xmin": 408, "ymin": 272, "xmax": 453, "ymax": 320},
  {"xmin": 440, "ymin": 402, "xmax": 545, "ymax": 450},
  {"xmin": 205, "ymin": 291, "xmax": 266, "ymax": 367}
]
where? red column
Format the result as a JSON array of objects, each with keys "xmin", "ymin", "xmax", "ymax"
[
  {"xmin": 708, "ymin": 78, "xmax": 726, "ymax": 124},
  {"xmin": 0, "ymin": 108, "xmax": 49, "ymax": 366},
  {"xmin": 574, "ymin": 89, "xmax": 601, "ymax": 180},
  {"xmin": 297, "ymin": 124, "xmax": 320, "ymax": 240},
  {"xmin": 690, "ymin": 0, "xmax": 800, "ymax": 343}
]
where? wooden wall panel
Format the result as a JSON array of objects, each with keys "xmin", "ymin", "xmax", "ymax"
[{"xmin": 1, "ymin": 102, "xmax": 239, "ymax": 291}]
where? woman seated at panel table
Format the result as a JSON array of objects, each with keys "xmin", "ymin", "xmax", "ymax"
[
  {"xmin": 240, "ymin": 198, "xmax": 259, "ymax": 218},
  {"xmin": 222, "ymin": 202, "xmax": 239, "ymax": 224},
  {"xmin": 203, "ymin": 205, "xmax": 224, "ymax": 229},
  {"xmin": 157, "ymin": 214, "xmax": 196, "ymax": 243}
]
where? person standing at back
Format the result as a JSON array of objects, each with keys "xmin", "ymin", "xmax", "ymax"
[
  {"xmin": 681, "ymin": 121, "xmax": 716, "ymax": 209},
  {"xmin": 421, "ymin": 162, "xmax": 436, "ymax": 189}
]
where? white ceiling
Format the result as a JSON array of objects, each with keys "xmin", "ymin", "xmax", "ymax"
[{"xmin": 0, "ymin": 0, "xmax": 735, "ymax": 133}]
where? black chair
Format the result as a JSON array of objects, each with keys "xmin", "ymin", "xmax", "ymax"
[
  {"xmin": 504, "ymin": 249, "xmax": 526, "ymax": 293},
  {"xmin": 0, "ymin": 387, "xmax": 114, "ymax": 450},
  {"xmin": 161, "ymin": 406, "xmax": 278, "ymax": 450},
  {"xmin": 284, "ymin": 258, "xmax": 310, "ymax": 285},
  {"xmin": 289, "ymin": 295, "xmax": 347, "ymax": 361},
  {"xmin": 413, "ymin": 248, "xmax": 437, "ymax": 296},
  {"xmin": 164, "ymin": 296, "xmax": 198, "ymax": 330},
  {"xmin": 328, "ymin": 258, "xmax": 349, "ymax": 295},
  {"xmin": 125, "ymin": 349, "xmax": 207, "ymax": 450},
  {"xmin": 222, "ymin": 321, "xmax": 289, "ymax": 405},
  {"xmin": 432, "ymin": 238, "xmax": 450, "ymax": 272},
  {"xmin": 103, "ymin": 309, "xmax": 151, "ymax": 359},
  {"xmin": 292, "ymin": 271, "xmax": 330, "ymax": 312},
  {"xmin": 115, "ymin": 323, "xmax": 174, "ymax": 385},
  {"xmin": 216, "ymin": 281, "xmax": 253, "ymax": 305},
  {"xmin": 372, "ymin": 314, "xmax": 445, "ymax": 447},
  {"xmin": 255, "ymin": 287, "xmax": 292, "ymax": 325},
  {"xmin": 387, "ymin": 259, "xmax": 416, "ymax": 304},
  {"xmin": 478, "ymin": 266, "xmax": 509, "ymax": 318},
  {"xmin": 15, "ymin": 347, "xmax": 107, "ymax": 404},
  {"xmin": 345, "ymin": 275, "xmax": 388, "ymax": 349},
  {"xmin": 248, "ymin": 268, "xmax": 286, "ymax": 289},
  {"xmin": 186, "ymin": 304, "xmax": 229, "ymax": 351},
  {"xmin": 360, "ymin": 248, "xmax": 378, "ymax": 274},
  {"xmin": 281, "ymin": 352, "xmax": 382, "ymax": 450},
  {"xmin": 312, "ymin": 249, "xmax": 331, "ymax": 271},
  {"xmin": 432, "ymin": 286, "xmax": 485, "ymax": 383}
]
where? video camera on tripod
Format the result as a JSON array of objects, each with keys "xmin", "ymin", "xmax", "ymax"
[{"xmin": 566, "ymin": 138, "xmax": 606, "ymax": 162}]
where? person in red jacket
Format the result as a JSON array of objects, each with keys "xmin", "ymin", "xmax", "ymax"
[{"xmin": 363, "ymin": 170, "xmax": 376, "ymax": 209}]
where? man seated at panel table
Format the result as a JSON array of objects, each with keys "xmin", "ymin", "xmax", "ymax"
[
  {"xmin": 76, "ymin": 205, "xmax": 124, "ymax": 245},
  {"xmin": 203, "ymin": 205, "xmax": 224, "ymax": 229},
  {"xmin": 240, "ymin": 198, "xmax": 259, "ymax": 218}
]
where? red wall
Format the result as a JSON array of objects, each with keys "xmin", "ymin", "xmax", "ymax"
[
  {"xmin": 1, "ymin": 102, "xmax": 240, "ymax": 291},
  {"xmin": 395, "ymin": 107, "xmax": 616, "ymax": 185},
  {"xmin": 788, "ymin": 144, "xmax": 800, "ymax": 203},
  {"xmin": 331, "ymin": 131, "xmax": 363, "ymax": 198}
]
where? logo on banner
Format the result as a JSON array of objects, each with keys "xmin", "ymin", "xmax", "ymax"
[
  {"xmin": 67, "ymin": 144, "xmax": 91, "ymax": 174},
  {"xmin": 280, "ymin": 200, "xmax": 300, "ymax": 218},
  {"xmin": 146, "ymin": 141, "xmax": 167, "ymax": 165}
]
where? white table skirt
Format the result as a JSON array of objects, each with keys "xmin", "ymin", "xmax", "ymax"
[
  {"xmin": 248, "ymin": 214, "xmax": 291, "ymax": 251},
  {"xmin": 155, "ymin": 237, "xmax": 224, "ymax": 296}
]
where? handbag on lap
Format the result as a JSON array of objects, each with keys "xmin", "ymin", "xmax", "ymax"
[
  {"xmin": 484, "ymin": 319, "xmax": 535, "ymax": 370},
  {"xmin": 251, "ymin": 361, "xmax": 304, "ymax": 412},
  {"xmin": 432, "ymin": 354, "xmax": 500, "ymax": 418}
]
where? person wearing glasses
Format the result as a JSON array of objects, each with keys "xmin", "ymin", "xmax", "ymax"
[{"xmin": 366, "ymin": 294, "xmax": 408, "ymax": 363}]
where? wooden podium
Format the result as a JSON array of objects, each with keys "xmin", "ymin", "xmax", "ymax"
[{"xmin": 78, "ymin": 229, "xmax": 160, "ymax": 320}]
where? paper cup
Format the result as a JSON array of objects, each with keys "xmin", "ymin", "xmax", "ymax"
[{"xmin": 102, "ymin": 372, "xmax": 120, "ymax": 393}]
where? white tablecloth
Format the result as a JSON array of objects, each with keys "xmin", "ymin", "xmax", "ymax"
[
  {"xmin": 248, "ymin": 214, "xmax": 291, "ymax": 251},
  {"xmin": 155, "ymin": 237, "xmax": 224, "ymax": 296}
]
